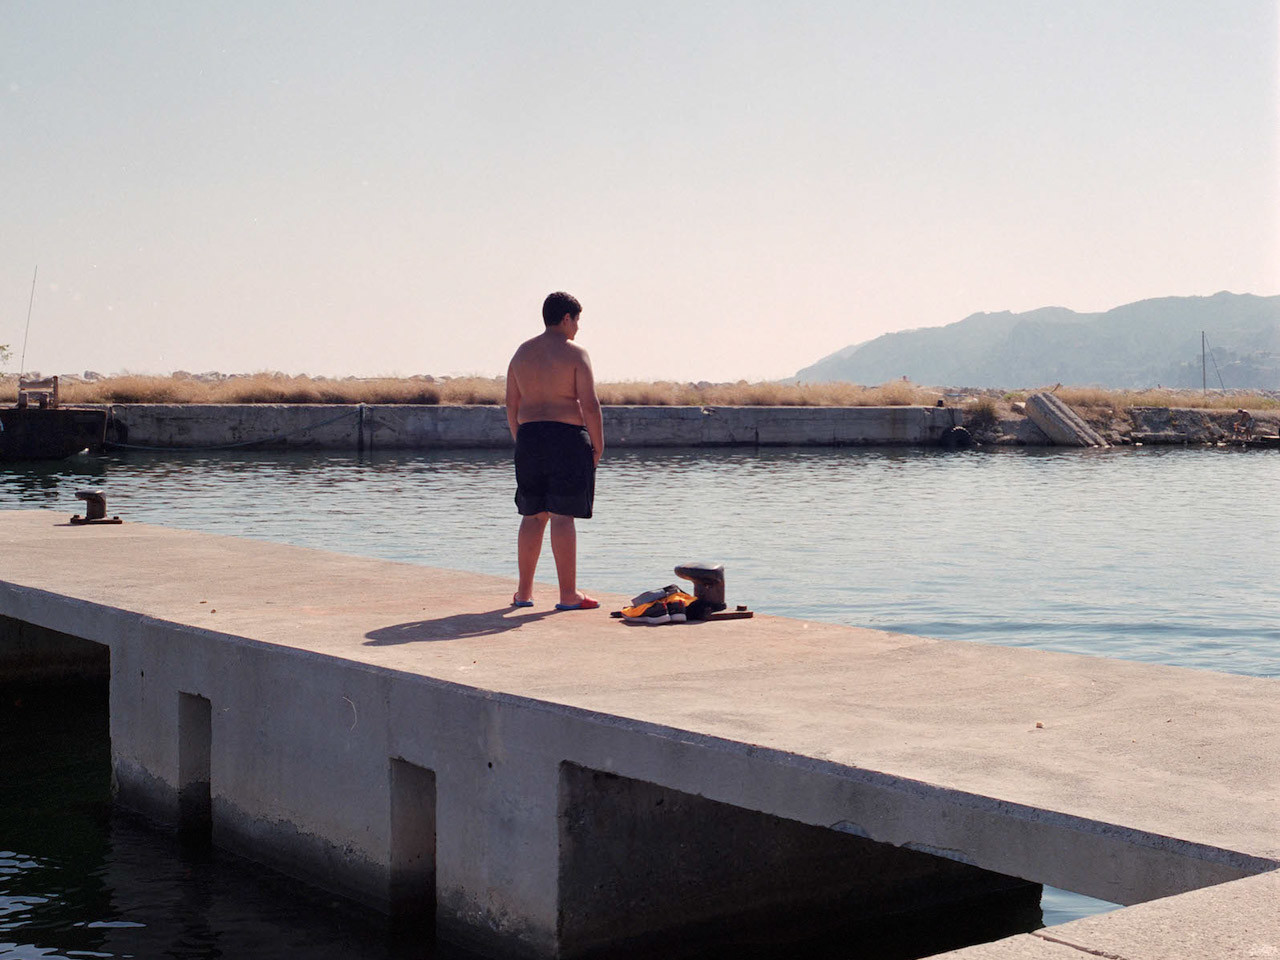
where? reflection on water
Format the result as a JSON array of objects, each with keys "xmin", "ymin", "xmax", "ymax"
[
  {"xmin": 0, "ymin": 684, "xmax": 463, "ymax": 960},
  {"xmin": 2, "ymin": 445, "xmax": 1277, "ymax": 959},
  {"xmin": 0, "ymin": 458, "xmax": 108, "ymax": 506}
]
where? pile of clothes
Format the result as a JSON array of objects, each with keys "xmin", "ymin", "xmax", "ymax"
[{"xmin": 613, "ymin": 583, "xmax": 719, "ymax": 625}]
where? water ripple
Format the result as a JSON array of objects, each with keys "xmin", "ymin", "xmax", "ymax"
[{"xmin": 0, "ymin": 445, "xmax": 1275, "ymax": 677}]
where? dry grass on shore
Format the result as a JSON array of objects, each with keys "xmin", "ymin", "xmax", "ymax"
[
  {"xmin": 25, "ymin": 374, "xmax": 483, "ymax": 406},
  {"xmin": 597, "ymin": 378, "xmax": 931, "ymax": 406},
  {"xmin": 1, "ymin": 373, "xmax": 1275, "ymax": 410},
  {"xmin": 0, "ymin": 373, "xmax": 943, "ymax": 407}
]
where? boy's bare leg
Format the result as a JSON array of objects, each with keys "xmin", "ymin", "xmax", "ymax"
[
  {"xmin": 549, "ymin": 513, "xmax": 586, "ymax": 606},
  {"xmin": 515, "ymin": 512, "xmax": 549, "ymax": 603}
]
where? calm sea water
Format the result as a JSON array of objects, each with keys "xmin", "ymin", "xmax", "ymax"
[{"xmin": 2, "ymin": 445, "xmax": 1277, "ymax": 959}]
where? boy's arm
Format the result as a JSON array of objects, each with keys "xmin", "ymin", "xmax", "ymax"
[
  {"xmin": 505, "ymin": 361, "xmax": 521, "ymax": 442},
  {"xmin": 575, "ymin": 352, "xmax": 604, "ymax": 467}
]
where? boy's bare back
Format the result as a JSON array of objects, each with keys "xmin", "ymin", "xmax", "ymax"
[
  {"xmin": 507, "ymin": 332, "xmax": 592, "ymax": 426},
  {"xmin": 505, "ymin": 299, "xmax": 603, "ymax": 466}
]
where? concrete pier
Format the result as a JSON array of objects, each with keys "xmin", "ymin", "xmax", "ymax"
[{"xmin": 0, "ymin": 511, "xmax": 1276, "ymax": 958}]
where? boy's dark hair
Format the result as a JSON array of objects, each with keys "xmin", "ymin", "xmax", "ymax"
[{"xmin": 542, "ymin": 291, "xmax": 582, "ymax": 326}]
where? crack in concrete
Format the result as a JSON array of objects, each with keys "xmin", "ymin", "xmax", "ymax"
[{"xmin": 1032, "ymin": 931, "xmax": 1129, "ymax": 959}]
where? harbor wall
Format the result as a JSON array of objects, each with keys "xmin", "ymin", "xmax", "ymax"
[
  {"xmin": 85, "ymin": 402, "xmax": 1280, "ymax": 451},
  {"xmin": 94, "ymin": 404, "xmax": 964, "ymax": 451}
]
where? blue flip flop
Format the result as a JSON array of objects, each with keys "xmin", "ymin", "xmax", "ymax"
[
  {"xmin": 511, "ymin": 598, "xmax": 534, "ymax": 608},
  {"xmin": 554, "ymin": 598, "xmax": 599, "ymax": 611}
]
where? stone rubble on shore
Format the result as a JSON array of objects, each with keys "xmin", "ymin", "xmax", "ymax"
[{"xmin": 971, "ymin": 405, "xmax": 1280, "ymax": 446}]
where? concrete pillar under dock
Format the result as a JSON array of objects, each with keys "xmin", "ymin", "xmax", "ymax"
[{"xmin": 0, "ymin": 511, "xmax": 1276, "ymax": 958}]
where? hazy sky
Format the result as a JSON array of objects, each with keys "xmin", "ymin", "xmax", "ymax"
[{"xmin": 2, "ymin": 2, "xmax": 1277, "ymax": 382}]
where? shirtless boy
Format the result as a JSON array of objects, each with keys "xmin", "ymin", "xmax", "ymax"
[{"xmin": 505, "ymin": 292, "xmax": 605, "ymax": 610}]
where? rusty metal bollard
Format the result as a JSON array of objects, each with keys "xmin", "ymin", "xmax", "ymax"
[{"xmin": 71, "ymin": 489, "xmax": 122, "ymax": 525}]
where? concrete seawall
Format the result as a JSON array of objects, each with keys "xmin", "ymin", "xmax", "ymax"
[
  {"xmin": 1, "ymin": 512, "xmax": 1276, "ymax": 959},
  {"xmin": 95, "ymin": 404, "xmax": 964, "ymax": 451}
]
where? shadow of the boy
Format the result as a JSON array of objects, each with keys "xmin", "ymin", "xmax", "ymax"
[{"xmin": 364, "ymin": 606, "xmax": 555, "ymax": 646}]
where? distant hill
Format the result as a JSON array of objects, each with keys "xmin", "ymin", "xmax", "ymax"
[{"xmin": 795, "ymin": 292, "xmax": 1280, "ymax": 389}]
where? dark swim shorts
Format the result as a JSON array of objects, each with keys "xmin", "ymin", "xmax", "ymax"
[{"xmin": 514, "ymin": 421, "xmax": 595, "ymax": 518}]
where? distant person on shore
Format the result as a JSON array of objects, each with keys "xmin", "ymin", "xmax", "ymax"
[
  {"xmin": 505, "ymin": 292, "xmax": 604, "ymax": 611},
  {"xmin": 1233, "ymin": 409, "xmax": 1254, "ymax": 438}
]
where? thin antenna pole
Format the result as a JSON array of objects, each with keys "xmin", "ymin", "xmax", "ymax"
[
  {"xmin": 19, "ymin": 265, "xmax": 37, "ymax": 378},
  {"xmin": 1206, "ymin": 337, "xmax": 1226, "ymax": 391},
  {"xmin": 1201, "ymin": 331, "xmax": 1206, "ymax": 395}
]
